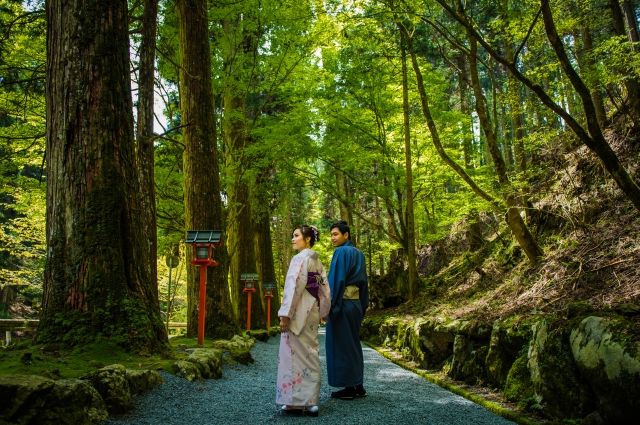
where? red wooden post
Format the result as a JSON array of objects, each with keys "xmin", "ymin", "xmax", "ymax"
[
  {"xmin": 266, "ymin": 297, "xmax": 271, "ymax": 329},
  {"xmin": 263, "ymin": 283, "xmax": 275, "ymax": 330},
  {"xmin": 247, "ymin": 290, "xmax": 252, "ymax": 330},
  {"xmin": 197, "ymin": 264, "xmax": 207, "ymax": 346},
  {"xmin": 243, "ymin": 285, "xmax": 256, "ymax": 331}
]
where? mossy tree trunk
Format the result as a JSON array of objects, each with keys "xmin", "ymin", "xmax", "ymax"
[
  {"xmin": 40, "ymin": 0, "xmax": 166, "ymax": 350},
  {"xmin": 136, "ymin": 0, "xmax": 159, "ymax": 300},
  {"xmin": 609, "ymin": 0, "xmax": 640, "ymax": 119},
  {"xmin": 400, "ymin": 32, "xmax": 418, "ymax": 301},
  {"xmin": 253, "ymin": 180, "xmax": 280, "ymax": 327},
  {"xmin": 222, "ymin": 16, "xmax": 266, "ymax": 329},
  {"xmin": 177, "ymin": 0, "xmax": 235, "ymax": 339}
]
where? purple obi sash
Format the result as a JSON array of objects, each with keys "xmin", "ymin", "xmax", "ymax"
[{"xmin": 306, "ymin": 271, "xmax": 321, "ymax": 303}]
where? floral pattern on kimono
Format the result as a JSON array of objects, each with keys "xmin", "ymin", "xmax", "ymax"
[{"xmin": 276, "ymin": 249, "xmax": 331, "ymax": 406}]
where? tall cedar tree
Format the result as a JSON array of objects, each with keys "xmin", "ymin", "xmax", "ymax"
[
  {"xmin": 39, "ymin": 0, "xmax": 166, "ymax": 349},
  {"xmin": 177, "ymin": 0, "xmax": 235, "ymax": 338},
  {"xmin": 222, "ymin": 16, "xmax": 266, "ymax": 329},
  {"xmin": 136, "ymin": 0, "xmax": 159, "ymax": 300}
]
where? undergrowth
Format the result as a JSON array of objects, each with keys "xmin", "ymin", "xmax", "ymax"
[{"xmin": 383, "ymin": 122, "xmax": 640, "ymax": 324}]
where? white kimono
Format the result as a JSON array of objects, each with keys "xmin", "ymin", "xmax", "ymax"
[{"xmin": 276, "ymin": 249, "xmax": 331, "ymax": 406}]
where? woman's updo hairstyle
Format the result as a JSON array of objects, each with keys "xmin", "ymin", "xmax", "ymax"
[{"xmin": 294, "ymin": 225, "xmax": 320, "ymax": 248}]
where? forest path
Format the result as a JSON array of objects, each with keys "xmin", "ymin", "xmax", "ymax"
[{"xmin": 103, "ymin": 329, "xmax": 515, "ymax": 424}]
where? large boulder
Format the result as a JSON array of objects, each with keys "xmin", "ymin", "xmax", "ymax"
[
  {"xmin": 503, "ymin": 354, "xmax": 534, "ymax": 405},
  {"xmin": 34, "ymin": 379, "xmax": 101, "ymax": 425},
  {"xmin": 0, "ymin": 374, "xmax": 55, "ymax": 424},
  {"xmin": 187, "ymin": 348, "xmax": 223, "ymax": 379},
  {"xmin": 173, "ymin": 360, "xmax": 202, "ymax": 381},
  {"xmin": 81, "ymin": 364, "xmax": 131, "ymax": 414},
  {"xmin": 0, "ymin": 375, "xmax": 108, "ymax": 425},
  {"xmin": 570, "ymin": 315, "xmax": 640, "ymax": 423},
  {"xmin": 86, "ymin": 385, "xmax": 109, "ymax": 423},
  {"xmin": 448, "ymin": 334, "xmax": 473, "ymax": 381},
  {"xmin": 447, "ymin": 334, "xmax": 488, "ymax": 384},
  {"xmin": 528, "ymin": 320, "xmax": 595, "ymax": 420},
  {"xmin": 125, "ymin": 369, "xmax": 163, "ymax": 397},
  {"xmin": 485, "ymin": 318, "xmax": 532, "ymax": 389}
]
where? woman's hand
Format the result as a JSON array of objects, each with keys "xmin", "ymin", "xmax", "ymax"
[{"xmin": 279, "ymin": 316, "xmax": 290, "ymax": 333}]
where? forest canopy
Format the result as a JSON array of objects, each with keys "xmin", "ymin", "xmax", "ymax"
[{"xmin": 0, "ymin": 0, "xmax": 639, "ymax": 341}]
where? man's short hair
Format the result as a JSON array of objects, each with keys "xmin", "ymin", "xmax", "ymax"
[{"xmin": 330, "ymin": 220, "xmax": 350, "ymax": 239}]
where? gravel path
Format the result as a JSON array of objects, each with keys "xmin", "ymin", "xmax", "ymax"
[{"xmin": 102, "ymin": 329, "xmax": 515, "ymax": 424}]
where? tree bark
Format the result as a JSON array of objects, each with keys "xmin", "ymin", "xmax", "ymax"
[
  {"xmin": 254, "ymin": 204, "xmax": 280, "ymax": 328},
  {"xmin": 622, "ymin": 0, "xmax": 640, "ymax": 45},
  {"xmin": 136, "ymin": 0, "xmax": 159, "ymax": 300},
  {"xmin": 400, "ymin": 32, "xmax": 418, "ymax": 301},
  {"xmin": 40, "ymin": 0, "xmax": 166, "ymax": 349},
  {"xmin": 579, "ymin": 25, "xmax": 608, "ymax": 127},
  {"xmin": 177, "ymin": 0, "xmax": 234, "ymax": 339},
  {"xmin": 467, "ymin": 33, "xmax": 543, "ymax": 261},
  {"xmin": 222, "ymin": 16, "xmax": 266, "ymax": 330},
  {"xmin": 609, "ymin": 0, "xmax": 640, "ymax": 117},
  {"xmin": 457, "ymin": 53, "xmax": 473, "ymax": 169},
  {"xmin": 400, "ymin": 24, "xmax": 498, "ymax": 208}
]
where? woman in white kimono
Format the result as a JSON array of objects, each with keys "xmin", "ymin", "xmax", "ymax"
[{"xmin": 277, "ymin": 225, "xmax": 331, "ymax": 416}]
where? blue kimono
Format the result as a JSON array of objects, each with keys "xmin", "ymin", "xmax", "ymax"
[{"xmin": 325, "ymin": 240, "xmax": 369, "ymax": 388}]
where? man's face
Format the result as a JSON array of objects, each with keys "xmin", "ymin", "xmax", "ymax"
[{"xmin": 330, "ymin": 228, "xmax": 349, "ymax": 247}]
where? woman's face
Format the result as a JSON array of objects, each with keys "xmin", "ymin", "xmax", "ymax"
[{"xmin": 292, "ymin": 229, "xmax": 310, "ymax": 252}]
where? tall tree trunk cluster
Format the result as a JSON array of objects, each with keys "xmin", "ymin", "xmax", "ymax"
[
  {"xmin": 177, "ymin": 0, "xmax": 234, "ymax": 338},
  {"xmin": 40, "ymin": 0, "xmax": 166, "ymax": 349}
]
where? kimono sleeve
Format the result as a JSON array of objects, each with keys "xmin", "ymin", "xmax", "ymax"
[
  {"xmin": 318, "ymin": 261, "xmax": 331, "ymax": 319},
  {"xmin": 277, "ymin": 253, "xmax": 307, "ymax": 318},
  {"xmin": 327, "ymin": 247, "xmax": 348, "ymax": 317}
]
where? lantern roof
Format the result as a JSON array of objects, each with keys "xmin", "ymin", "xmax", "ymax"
[
  {"xmin": 262, "ymin": 282, "xmax": 276, "ymax": 288},
  {"xmin": 241, "ymin": 273, "xmax": 259, "ymax": 281},
  {"xmin": 185, "ymin": 230, "xmax": 223, "ymax": 246}
]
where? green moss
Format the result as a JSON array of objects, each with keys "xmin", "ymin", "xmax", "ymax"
[
  {"xmin": 0, "ymin": 338, "xmax": 182, "ymax": 379},
  {"xmin": 504, "ymin": 354, "xmax": 534, "ymax": 404}
]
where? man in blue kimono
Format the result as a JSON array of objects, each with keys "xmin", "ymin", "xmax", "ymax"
[{"xmin": 325, "ymin": 220, "xmax": 369, "ymax": 399}]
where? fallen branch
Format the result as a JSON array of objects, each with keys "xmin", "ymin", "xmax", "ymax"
[{"xmin": 586, "ymin": 259, "xmax": 632, "ymax": 273}]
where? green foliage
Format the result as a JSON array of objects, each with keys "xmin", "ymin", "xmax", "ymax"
[{"xmin": 0, "ymin": 2, "xmax": 46, "ymax": 307}]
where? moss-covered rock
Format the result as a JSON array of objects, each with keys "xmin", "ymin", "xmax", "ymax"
[
  {"xmin": 570, "ymin": 315, "xmax": 640, "ymax": 423},
  {"xmin": 528, "ymin": 320, "xmax": 595, "ymax": 419},
  {"xmin": 485, "ymin": 318, "xmax": 533, "ymax": 389},
  {"xmin": 34, "ymin": 379, "xmax": 96, "ymax": 425},
  {"xmin": 567, "ymin": 301, "xmax": 594, "ymax": 318},
  {"xmin": 0, "ymin": 374, "xmax": 55, "ymax": 424},
  {"xmin": 173, "ymin": 360, "xmax": 202, "ymax": 381},
  {"xmin": 232, "ymin": 334, "xmax": 255, "ymax": 349},
  {"xmin": 0, "ymin": 375, "xmax": 109, "ymax": 425},
  {"xmin": 503, "ymin": 354, "xmax": 534, "ymax": 404},
  {"xmin": 448, "ymin": 334, "xmax": 473, "ymax": 380},
  {"xmin": 187, "ymin": 348, "xmax": 223, "ymax": 379},
  {"xmin": 81, "ymin": 364, "xmax": 131, "ymax": 414},
  {"xmin": 86, "ymin": 385, "xmax": 109, "ymax": 422},
  {"xmin": 125, "ymin": 369, "xmax": 163, "ymax": 397},
  {"xmin": 229, "ymin": 346, "xmax": 254, "ymax": 365},
  {"xmin": 247, "ymin": 329, "xmax": 269, "ymax": 342}
]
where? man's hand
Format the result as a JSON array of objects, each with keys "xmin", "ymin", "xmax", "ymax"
[{"xmin": 279, "ymin": 316, "xmax": 290, "ymax": 333}]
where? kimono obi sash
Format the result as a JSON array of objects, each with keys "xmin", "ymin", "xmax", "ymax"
[
  {"xmin": 344, "ymin": 285, "xmax": 359, "ymax": 300},
  {"xmin": 306, "ymin": 271, "xmax": 322, "ymax": 303}
]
